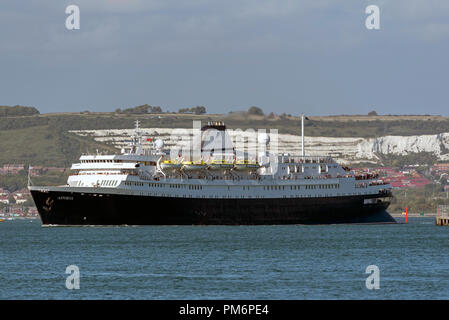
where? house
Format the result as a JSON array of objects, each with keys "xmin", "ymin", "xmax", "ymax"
[
  {"xmin": 29, "ymin": 166, "xmax": 44, "ymax": 177},
  {"xmin": 0, "ymin": 188, "xmax": 10, "ymax": 196},
  {"xmin": 0, "ymin": 197, "xmax": 9, "ymax": 204},
  {"xmin": 1, "ymin": 164, "xmax": 25, "ymax": 174},
  {"xmin": 13, "ymin": 188, "xmax": 31, "ymax": 198},
  {"xmin": 46, "ymin": 167, "xmax": 66, "ymax": 173}
]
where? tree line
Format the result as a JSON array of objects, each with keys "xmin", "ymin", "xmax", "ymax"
[
  {"xmin": 0, "ymin": 105, "xmax": 40, "ymax": 117},
  {"xmin": 115, "ymin": 104, "xmax": 162, "ymax": 114}
]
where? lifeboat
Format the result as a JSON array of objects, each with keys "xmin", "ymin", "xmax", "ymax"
[
  {"xmin": 234, "ymin": 160, "xmax": 260, "ymax": 171},
  {"xmin": 160, "ymin": 160, "xmax": 182, "ymax": 172},
  {"xmin": 181, "ymin": 160, "xmax": 207, "ymax": 171},
  {"xmin": 207, "ymin": 160, "xmax": 234, "ymax": 171}
]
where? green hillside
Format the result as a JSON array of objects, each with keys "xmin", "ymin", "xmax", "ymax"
[{"xmin": 0, "ymin": 124, "xmax": 117, "ymax": 167}]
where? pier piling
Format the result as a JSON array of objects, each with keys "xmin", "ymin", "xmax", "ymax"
[{"xmin": 436, "ymin": 205, "xmax": 449, "ymax": 226}]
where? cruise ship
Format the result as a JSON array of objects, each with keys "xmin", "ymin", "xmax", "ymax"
[{"xmin": 29, "ymin": 118, "xmax": 395, "ymax": 225}]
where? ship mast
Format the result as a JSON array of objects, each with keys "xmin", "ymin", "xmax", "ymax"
[
  {"xmin": 134, "ymin": 120, "xmax": 143, "ymax": 155},
  {"xmin": 301, "ymin": 114, "xmax": 305, "ymax": 158}
]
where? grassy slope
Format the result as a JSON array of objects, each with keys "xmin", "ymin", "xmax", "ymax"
[
  {"xmin": 0, "ymin": 125, "xmax": 61, "ymax": 166},
  {"xmin": 0, "ymin": 124, "xmax": 117, "ymax": 167}
]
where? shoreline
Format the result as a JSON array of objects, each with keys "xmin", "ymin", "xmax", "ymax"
[{"xmin": 390, "ymin": 213, "xmax": 435, "ymax": 218}]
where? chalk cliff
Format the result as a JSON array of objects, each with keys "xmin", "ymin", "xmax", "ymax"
[{"xmin": 70, "ymin": 129, "xmax": 449, "ymax": 164}]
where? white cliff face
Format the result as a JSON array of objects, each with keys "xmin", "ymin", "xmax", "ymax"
[
  {"xmin": 70, "ymin": 129, "xmax": 449, "ymax": 164},
  {"xmin": 357, "ymin": 133, "xmax": 449, "ymax": 161}
]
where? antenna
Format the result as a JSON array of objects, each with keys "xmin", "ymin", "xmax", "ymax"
[
  {"xmin": 133, "ymin": 119, "xmax": 143, "ymax": 155},
  {"xmin": 301, "ymin": 114, "xmax": 305, "ymax": 158},
  {"xmin": 27, "ymin": 165, "xmax": 33, "ymax": 187}
]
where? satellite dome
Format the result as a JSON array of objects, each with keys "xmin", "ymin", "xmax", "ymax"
[{"xmin": 154, "ymin": 139, "xmax": 164, "ymax": 149}]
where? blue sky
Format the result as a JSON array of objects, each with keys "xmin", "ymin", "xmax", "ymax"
[{"xmin": 0, "ymin": 0, "xmax": 448, "ymax": 115}]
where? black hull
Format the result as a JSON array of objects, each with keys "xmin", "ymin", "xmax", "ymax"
[{"xmin": 30, "ymin": 189, "xmax": 395, "ymax": 225}]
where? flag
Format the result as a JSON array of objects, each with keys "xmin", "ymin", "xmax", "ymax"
[{"xmin": 146, "ymin": 138, "xmax": 151, "ymax": 142}]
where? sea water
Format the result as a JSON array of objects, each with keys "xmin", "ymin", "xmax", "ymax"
[{"xmin": 1, "ymin": 217, "xmax": 449, "ymax": 299}]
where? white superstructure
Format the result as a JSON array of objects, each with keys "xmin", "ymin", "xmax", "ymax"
[{"xmin": 62, "ymin": 121, "xmax": 390, "ymax": 200}]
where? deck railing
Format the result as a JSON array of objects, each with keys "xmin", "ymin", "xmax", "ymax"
[{"xmin": 279, "ymin": 155, "xmax": 335, "ymax": 164}]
